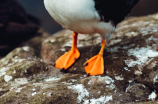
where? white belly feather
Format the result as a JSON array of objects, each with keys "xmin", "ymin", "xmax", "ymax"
[{"xmin": 44, "ymin": 0, "xmax": 115, "ymax": 38}]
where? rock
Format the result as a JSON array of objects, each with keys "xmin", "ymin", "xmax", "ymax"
[
  {"xmin": 41, "ymin": 30, "xmax": 102, "ymax": 74},
  {"xmin": 1, "ymin": 13, "xmax": 158, "ymax": 103},
  {"xmin": 0, "ymin": 0, "xmax": 42, "ymax": 57},
  {"xmin": 126, "ymin": 83, "xmax": 151, "ymax": 100},
  {"xmin": 0, "ymin": 28, "xmax": 50, "ymax": 57}
]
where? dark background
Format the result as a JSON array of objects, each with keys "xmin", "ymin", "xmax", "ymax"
[{"xmin": 16, "ymin": 0, "xmax": 158, "ymax": 34}]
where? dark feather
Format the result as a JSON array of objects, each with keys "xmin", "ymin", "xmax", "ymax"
[{"xmin": 94, "ymin": 0, "xmax": 139, "ymax": 26}]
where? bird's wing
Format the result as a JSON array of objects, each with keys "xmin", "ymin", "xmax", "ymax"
[{"xmin": 94, "ymin": 0, "xmax": 139, "ymax": 26}]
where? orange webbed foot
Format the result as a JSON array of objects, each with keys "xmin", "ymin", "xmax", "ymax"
[
  {"xmin": 84, "ymin": 54, "xmax": 104, "ymax": 76},
  {"xmin": 84, "ymin": 39, "xmax": 106, "ymax": 76},
  {"xmin": 157, "ymin": 45, "xmax": 158, "ymax": 51},
  {"xmin": 55, "ymin": 32, "xmax": 80, "ymax": 71},
  {"xmin": 55, "ymin": 48, "xmax": 80, "ymax": 70}
]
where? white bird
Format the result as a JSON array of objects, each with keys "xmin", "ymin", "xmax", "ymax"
[{"xmin": 44, "ymin": 0, "xmax": 139, "ymax": 76}]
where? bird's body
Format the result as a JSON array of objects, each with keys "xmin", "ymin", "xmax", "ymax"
[
  {"xmin": 44, "ymin": 0, "xmax": 115, "ymax": 39},
  {"xmin": 44, "ymin": 0, "xmax": 139, "ymax": 75}
]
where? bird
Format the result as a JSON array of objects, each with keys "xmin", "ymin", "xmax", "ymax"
[{"xmin": 44, "ymin": 0, "xmax": 139, "ymax": 76}]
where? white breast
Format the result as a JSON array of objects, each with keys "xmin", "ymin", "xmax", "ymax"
[{"xmin": 44, "ymin": 0, "xmax": 115, "ymax": 38}]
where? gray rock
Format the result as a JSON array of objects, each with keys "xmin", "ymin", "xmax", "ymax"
[
  {"xmin": 126, "ymin": 83, "xmax": 151, "ymax": 100},
  {"xmin": 1, "ymin": 13, "xmax": 158, "ymax": 103},
  {"xmin": 0, "ymin": 28, "xmax": 50, "ymax": 58}
]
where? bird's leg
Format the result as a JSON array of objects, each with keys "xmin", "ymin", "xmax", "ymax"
[
  {"xmin": 84, "ymin": 39, "xmax": 106, "ymax": 76},
  {"xmin": 157, "ymin": 45, "xmax": 158, "ymax": 51},
  {"xmin": 55, "ymin": 32, "xmax": 80, "ymax": 70}
]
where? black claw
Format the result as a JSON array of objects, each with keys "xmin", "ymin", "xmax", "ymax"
[
  {"xmin": 60, "ymin": 68, "xmax": 65, "ymax": 72},
  {"xmin": 83, "ymin": 63, "xmax": 88, "ymax": 67},
  {"xmin": 60, "ymin": 68, "xmax": 68, "ymax": 73},
  {"xmin": 74, "ymin": 57, "xmax": 77, "ymax": 60},
  {"xmin": 87, "ymin": 73, "xmax": 90, "ymax": 77}
]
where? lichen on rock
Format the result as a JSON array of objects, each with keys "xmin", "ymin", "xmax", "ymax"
[{"xmin": 1, "ymin": 13, "xmax": 158, "ymax": 103}]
